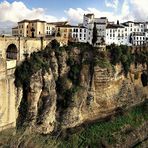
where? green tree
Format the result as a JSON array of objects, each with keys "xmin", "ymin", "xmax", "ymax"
[
  {"xmin": 92, "ymin": 22, "xmax": 98, "ymax": 46},
  {"xmin": 50, "ymin": 39, "xmax": 60, "ymax": 49},
  {"xmin": 109, "ymin": 45, "xmax": 122, "ymax": 65}
]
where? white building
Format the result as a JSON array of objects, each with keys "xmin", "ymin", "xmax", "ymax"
[
  {"xmin": 83, "ymin": 13, "xmax": 148, "ymax": 46},
  {"xmin": 12, "ymin": 14, "xmax": 148, "ymax": 46},
  {"xmin": 131, "ymin": 32, "xmax": 145, "ymax": 46},
  {"xmin": 46, "ymin": 21, "xmax": 69, "ymax": 36},
  {"xmin": 71, "ymin": 26, "xmax": 88, "ymax": 43},
  {"xmin": 56, "ymin": 25, "xmax": 88, "ymax": 43},
  {"xmin": 83, "ymin": 14, "xmax": 108, "ymax": 46}
]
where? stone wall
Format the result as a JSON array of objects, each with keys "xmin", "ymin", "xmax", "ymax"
[{"xmin": 0, "ymin": 58, "xmax": 16, "ymax": 131}]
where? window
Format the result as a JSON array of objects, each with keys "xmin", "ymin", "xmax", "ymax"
[
  {"xmin": 80, "ymin": 29, "xmax": 82, "ymax": 32},
  {"xmin": 39, "ymin": 31, "xmax": 40, "ymax": 34}
]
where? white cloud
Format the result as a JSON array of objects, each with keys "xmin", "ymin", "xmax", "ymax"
[
  {"xmin": 64, "ymin": 8, "xmax": 88, "ymax": 24},
  {"xmin": 1, "ymin": 0, "xmax": 148, "ymax": 34},
  {"xmin": 105, "ymin": 0, "xmax": 119, "ymax": 9},
  {"xmin": 129, "ymin": 0, "xmax": 148, "ymax": 21},
  {"xmin": 0, "ymin": 1, "xmax": 60, "ymax": 23},
  {"xmin": 65, "ymin": 0, "xmax": 148, "ymax": 24},
  {"xmin": 65, "ymin": 7, "xmax": 121, "ymax": 24},
  {"xmin": 0, "ymin": 0, "xmax": 66, "ymax": 33}
]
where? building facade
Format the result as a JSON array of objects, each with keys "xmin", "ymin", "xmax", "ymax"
[
  {"xmin": 83, "ymin": 14, "xmax": 108, "ymax": 46},
  {"xmin": 12, "ymin": 20, "xmax": 68, "ymax": 38},
  {"xmin": 12, "ymin": 14, "xmax": 148, "ymax": 46},
  {"xmin": 56, "ymin": 25, "xmax": 87, "ymax": 43},
  {"xmin": 83, "ymin": 14, "xmax": 148, "ymax": 46},
  {"xmin": 16, "ymin": 19, "xmax": 46, "ymax": 37}
]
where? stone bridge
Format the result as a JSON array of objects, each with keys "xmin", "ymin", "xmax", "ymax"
[
  {"xmin": 0, "ymin": 36, "xmax": 53, "ymax": 131},
  {"xmin": 0, "ymin": 36, "xmax": 53, "ymax": 61}
]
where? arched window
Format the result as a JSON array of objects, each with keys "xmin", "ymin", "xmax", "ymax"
[{"xmin": 6, "ymin": 44, "xmax": 17, "ymax": 60}]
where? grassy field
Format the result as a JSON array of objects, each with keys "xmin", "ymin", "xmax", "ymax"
[{"xmin": 0, "ymin": 101, "xmax": 147, "ymax": 148}]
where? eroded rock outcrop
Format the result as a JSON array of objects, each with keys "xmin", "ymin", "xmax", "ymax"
[
  {"xmin": 61, "ymin": 64, "xmax": 148, "ymax": 129},
  {"xmin": 16, "ymin": 43, "xmax": 148, "ymax": 134}
]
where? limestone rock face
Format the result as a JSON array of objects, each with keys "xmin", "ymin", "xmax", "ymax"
[
  {"xmin": 36, "ymin": 69, "xmax": 57, "ymax": 134},
  {"xmin": 61, "ymin": 65, "xmax": 148, "ymax": 129},
  {"xmin": 50, "ymin": 51, "xmax": 58, "ymax": 80},
  {"xmin": 58, "ymin": 50, "xmax": 69, "ymax": 77},
  {"xmin": 16, "ymin": 47, "xmax": 148, "ymax": 134},
  {"xmin": 27, "ymin": 70, "xmax": 43, "ymax": 123},
  {"xmin": 18, "ymin": 69, "xmax": 57, "ymax": 134}
]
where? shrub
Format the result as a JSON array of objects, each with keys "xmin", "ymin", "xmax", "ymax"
[
  {"xmin": 134, "ymin": 72, "xmax": 139, "ymax": 80},
  {"xmin": 68, "ymin": 64, "xmax": 81, "ymax": 85}
]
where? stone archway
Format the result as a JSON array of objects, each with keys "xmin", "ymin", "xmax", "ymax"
[{"xmin": 6, "ymin": 44, "xmax": 18, "ymax": 60}]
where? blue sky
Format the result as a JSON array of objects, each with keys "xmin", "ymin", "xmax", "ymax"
[
  {"xmin": 0, "ymin": 0, "xmax": 148, "ymax": 31},
  {"xmin": 2, "ymin": 0, "xmax": 123, "ymax": 18}
]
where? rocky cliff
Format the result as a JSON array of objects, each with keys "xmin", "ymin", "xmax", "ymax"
[{"xmin": 15, "ymin": 41, "xmax": 148, "ymax": 134}]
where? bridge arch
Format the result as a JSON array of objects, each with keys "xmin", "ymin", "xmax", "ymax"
[{"xmin": 6, "ymin": 44, "xmax": 18, "ymax": 60}]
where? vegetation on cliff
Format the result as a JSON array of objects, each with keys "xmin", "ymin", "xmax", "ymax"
[{"xmin": 14, "ymin": 40, "xmax": 148, "ymax": 89}]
